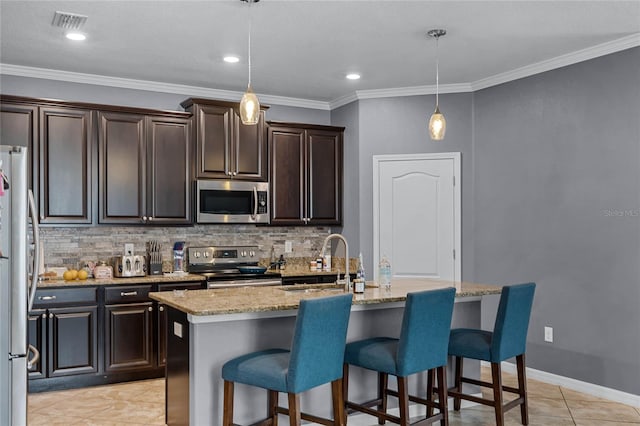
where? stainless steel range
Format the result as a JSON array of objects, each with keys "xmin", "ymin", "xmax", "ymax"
[{"xmin": 187, "ymin": 245, "xmax": 281, "ymax": 288}]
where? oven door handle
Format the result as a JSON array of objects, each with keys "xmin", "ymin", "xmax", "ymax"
[
  {"xmin": 251, "ymin": 187, "xmax": 258, "ymax": 221},
  {"xmin": 208, "ymin": 278, "xmax": 282, "ymax": 288}
]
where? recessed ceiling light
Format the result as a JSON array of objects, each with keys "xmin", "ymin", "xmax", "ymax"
[
  {"xmin": 346, "ymin": 73, "xmax": 361, "ymax": 80},
  {"xmin": 224, "ymin": 56, "xmax": 240, "ymax": 63},
  {"xmin": 65, "ymin": 31, "xmax": 86, "ymax": 41}
]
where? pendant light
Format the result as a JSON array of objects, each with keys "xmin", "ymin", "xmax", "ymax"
[
  {"xmin": 427, "ymin": 29, "xmax": 446, "ymax": 140},
  {"xmin": 240, "ymin": 0, "xmax": 260, "ymax": 125}
]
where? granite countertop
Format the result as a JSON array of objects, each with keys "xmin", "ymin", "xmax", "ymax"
[
  {"xmin": 148, "ymin": 278, "xmax": 502, "ymax": 317},
  {"xmin": 37, "ymin": 273, "xmax": 206, "ymax": 288}
]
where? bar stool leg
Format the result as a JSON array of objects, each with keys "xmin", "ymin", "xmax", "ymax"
[
  {"xmin": 436, "ymin": 366, "xmax": 449, "ymax": 426},
  {"xmin": 268, "ymin": 390, "xmax": 278, "ymax": 426},
  {"xmin": 491, "ymin": 362, "xmax": 504, "ymax": 426},
  {"xmin": 397, "ymin": 376, "xmax": 410, "ymax": 426},
  {"xmin": 331, "ymin": 379, "xmax": 345, "ymax": 426},
  {"xmin": 425, "ymin": 369, "xmax": 434, "ymax": 417},
  {"xmin": 378, "ymin": 372, "xmax": 388, "ymax": 425},
  {"xmin": 288, "ymin": 393, "xmax": 301, "ymax": 426},
  {"xmin": 517, "ymin": 354, "xmax": 529, "ymax": 425},
  {"xmin": 342, "ymin": 364, "xmax": 349, "ymax": 424},
  {"xmin": 453, "ymin": 356, "xmax": 463, "ymax": 411},
  {"xmin": 223, "ymin": 380, "xmax": 234, "ymax": 426}
]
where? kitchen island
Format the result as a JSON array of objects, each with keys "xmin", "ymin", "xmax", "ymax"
[{"xmin": 150, "ymin": 279, "xmax": 501, "ymax": 426}]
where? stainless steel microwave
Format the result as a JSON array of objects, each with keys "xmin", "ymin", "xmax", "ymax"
[{"xmin": 196, "ymin": 180, "xmax": 269, "ymax": 224}]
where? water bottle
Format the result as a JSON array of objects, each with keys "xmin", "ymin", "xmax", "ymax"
[{"xmin": 378, "ymin": 255, "xmax": 392, "ymax": 290}]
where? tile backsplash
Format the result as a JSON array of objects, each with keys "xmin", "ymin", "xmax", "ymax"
[{"xmin": 41, "ymin": 225, "xmax": 332, "ymax": 270}]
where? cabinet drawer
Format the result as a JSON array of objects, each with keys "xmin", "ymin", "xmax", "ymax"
[
  {"xmin": 156, "ymin": 282, "xmax": 204, "ymax": 292},
  {"xmin": 32, "ymin": 287, "xmax": 97, "ymax": 308},
  {"xmin": 105, "ymin": 285, "xmax": 152, "ymax": 304}
]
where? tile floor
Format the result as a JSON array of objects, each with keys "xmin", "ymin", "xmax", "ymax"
[{"xmin": 28, "ymin": 368, "xmax": 640, "ymax": 425}]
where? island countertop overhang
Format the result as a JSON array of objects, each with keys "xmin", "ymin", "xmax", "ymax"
[{"xmin": 149, "ymin": 278, "xmax": 502, "ymax": 320}]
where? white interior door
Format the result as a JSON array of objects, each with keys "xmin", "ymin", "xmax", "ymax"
[{"xmin": 373, "ymin": 153, "xmax": 461, "ymax": 282}]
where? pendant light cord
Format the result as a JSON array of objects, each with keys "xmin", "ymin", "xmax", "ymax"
[
  {"xmin": 248, "ymin": 2, "xmax": 252, "ymax": 87},
  {"xmin": 435, "ymin": 35, "xmax": 440, "ymax": 107}
]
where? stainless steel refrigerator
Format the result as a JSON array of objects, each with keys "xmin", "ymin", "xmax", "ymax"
[{"xmin": 0, "ymin": 146, "xmax": 41, "ymax": 426}]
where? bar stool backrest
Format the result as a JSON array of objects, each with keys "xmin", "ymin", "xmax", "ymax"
[
  {"xmin": 287, "ymin": 293, "xmax": 353, "ymax": 393},
  {"xmin": 396, "ymin": 287, "xmax": 457, "ymax": 377},
  {"xmin": 491, "ymin": 282, "xmax": 536, "ymax": 362}
]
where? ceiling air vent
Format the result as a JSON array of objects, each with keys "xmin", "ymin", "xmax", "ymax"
[{"xmin": 52, "ymin": 11, "xmax": 88, "ymax": 29}]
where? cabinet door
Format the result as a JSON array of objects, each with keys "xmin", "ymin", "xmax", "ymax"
[
  {"xmin": 307, "ymin": 129, "xmax": 343, "ymax": 225},
  {"xmin": 157, "ymin": 304, "xmax": 167, "ymax": 368},
  {"xmin": 98, "ymin": 112, "xmax": 146, "ymax": 224},
  {"xmin": 269, "ymin": 127, "xmax": 305, "ymax": 225},
  {"xmin": 146, "ymin": 116, "xmax": 192, "ymax": 224},
  {"xmin": 27, "ymin": 309, "xmax": 46, "ymax": 379},
  {"xmin": 104, "ymin": 303, "xmax": 154, "ymax": 372},
  {"xmin": 47, "ymin": 306, "xmax": 98, "ymax": 377},
  {"xmin": 195, "ymin": 104, "xmax": 232, "ymax": 178},
  {"xmin": 0, "ymin": 103, "xmax": 37, "ymax": 191},
  {"xmin": 39, "ymin": 107, "xmax": 92, "ymax": 224},
  {"xmin": 232, "ymin": 109, "xmax": 267, "ymax": 181}
]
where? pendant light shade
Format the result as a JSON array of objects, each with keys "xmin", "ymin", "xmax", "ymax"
[
  {"xmin": 429, "ymin": 106, "xmax": 446, "ymax": 140},
  {"xmin": 240, "ymin": 84, "xmax": 260, "ymax": 125},
  {"xmin": 240, "ymin": 0, "xmax": 260, "ymax": 125},
  {"xmin": 427, "ymin": 29, "xmax": 446, "ymax": 141}
]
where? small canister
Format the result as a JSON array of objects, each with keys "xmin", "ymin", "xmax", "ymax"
[
  {"xmin": 354, "ymin": 278, "xmax": 365, "ymax": 294},
  {"xmin": 94, "ymin": 262, "xmax": 113, "ymax": 279},
  {"xmin": 310, "ymin": 260, "xmax": 317, "ymax": 271},
  {"xmin": 316, "ymin": 258, "xmax": 323, "ymax": 270}
]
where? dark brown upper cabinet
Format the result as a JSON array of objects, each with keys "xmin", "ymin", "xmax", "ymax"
[
  {"xmin": 0, "ymin": 102, "xmax": 37, "ymax": 191},
  {"xmin": 98, "ymin": 111, "xmax": 191, "ymax": 225},
  {"xmin": 181, "ymin": 98, "xmax": 268, "ymax": 181},
  {"xmin": 39, "ymin": 106, "xmax": 93, "ymax": 224},
  {"xmin": 268, "ymin": 122, "xmax": 344, "ymax": 226}
]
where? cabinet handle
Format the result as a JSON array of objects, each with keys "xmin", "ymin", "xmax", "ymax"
[
  {"xmin": 148, "ymin": 306, "xmax": 153, "ymax": 312},
  {"xmin": 159, "ymin": 306, "xmax": 165, "ymax": 312},
  {"xmin": 148, "ymin": 217, "xmax": 153, "ymax": 221},
  {"xmin": 120, "ymin": 291, "xmax": 138, "ymax": 297},
  {"xmin": 232, "ymin": 171, "xmax": 237, "ymax": 176},
  {"xmin": 49, "ymin": 313, "xmax": 53, "ymax": 319},
  {"xmin": 41, "ymin": 313, "xmax": 46, "ymax": 319},
  {"xmin": 40, "ymin": 215, "xmax": 44, "ymax": 220},
  {"xmin": 142, "ymin": 216, "xmax": 147, "ymax": 221},
  {"xmin": 38, "ymin": 295, "xmax": 56, "ymax": 301}
]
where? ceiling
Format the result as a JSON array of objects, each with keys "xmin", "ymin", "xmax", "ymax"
[{"xmin": 1, "ymin": 1, "xmax": 639, "ymax": 108}]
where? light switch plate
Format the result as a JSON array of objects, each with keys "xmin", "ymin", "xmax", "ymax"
[
  {"xmin": 173, "ymin": 321, "xmax": 183, "ymax": 338},
  {"xmin": 544, "ymin": 326, "xmax": 553, "ymax": 343},
  {"xmin": 124, "ymin": 243, "xmax": 134, "ymax": 255}
]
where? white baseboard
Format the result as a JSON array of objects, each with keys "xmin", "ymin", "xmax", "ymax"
[{"xmin": 481, "ymin": 361, "xmax": 640, "ymax": 408}]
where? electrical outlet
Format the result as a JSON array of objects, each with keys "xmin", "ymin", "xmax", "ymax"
[
  {"xmin": 544, "ymin": 326, "xmax": 553, "ymax": 343},
  {"xmin": 284, "ymin": 241, "xmax": 293, "ymax": 253},
  {"xmin": 124, "ymin": 243, "xmax": 134, "ymax": 255}
]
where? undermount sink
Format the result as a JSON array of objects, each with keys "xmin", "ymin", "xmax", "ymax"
[{"xmin": 280, "ymin": 286, "xmax": 345, "ymax": 294}]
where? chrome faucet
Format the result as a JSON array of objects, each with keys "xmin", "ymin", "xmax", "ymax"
[{"xmin": 320, "ymin": 233, "xmax": 350, "ymax": 291}]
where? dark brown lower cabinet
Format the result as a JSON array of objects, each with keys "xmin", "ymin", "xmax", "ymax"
[
  {"xmin": 27, "ymin": 310, "xmax": 46, "ymax": 379},
  {"xmin": 48, "ymin": 306, "xmax": 99, "ymax": 377},
  {"xmin": 104, "ymin": 302, "xmax": 154, "ymax": 372}
]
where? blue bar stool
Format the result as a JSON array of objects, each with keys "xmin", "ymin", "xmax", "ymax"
[
  {"xmin": 447, "ymin": 282, "xmax": 536, "ymax": 426},
  {"xmin": 343, "ymin": 287, "xmax": 457, "ymax": 425},
  {"xmin": 222, "ymin": 293, "xmax": 353, "ymax": 426}
]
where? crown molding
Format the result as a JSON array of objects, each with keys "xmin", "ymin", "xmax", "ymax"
[
  {"xmin": 2, "ymin": 34, "xmax": 637, "ymax": 111},
  {"xmin": 0, "ymin": 63, "xmax": 331, "ymax": 110},
  {"xmin": 470, "ymin": 33, "xmax": 640, "ymax": 91}
]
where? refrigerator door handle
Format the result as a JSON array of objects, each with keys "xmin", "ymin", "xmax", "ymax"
[
  {"xmin": 27, "ymin": 189, "xmax": 40, "ymax": 312},
  {"xmin": 26, "ymin": 344, "xmax": 40, "ymax": 370}
]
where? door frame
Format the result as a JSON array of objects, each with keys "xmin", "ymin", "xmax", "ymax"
[{"xmin": 372, "ymin": 152, "xmax": 462, "ymax": 282}]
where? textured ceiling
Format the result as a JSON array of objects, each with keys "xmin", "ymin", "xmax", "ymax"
[{"xmin": 1, "ymin": 1, "xmax": 639, "ymax": 104}]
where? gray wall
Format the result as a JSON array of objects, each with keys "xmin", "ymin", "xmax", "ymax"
[
  {"xmin": 331, "ymin": 101, "xmax": 360, "ymax": 255},
  {"xmin": 356, "ymin": 93, "xmax": 475, "ymax": 278},
  {"xmin": 474, "ymin": 47, "xmax": 640, "ymax": 394},
  {"xmin": 0, "ymin": 75, "xmax": 331, "ymax": 124}
]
